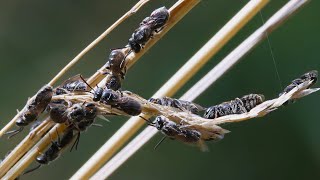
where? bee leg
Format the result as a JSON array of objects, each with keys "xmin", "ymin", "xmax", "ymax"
[
  {"xmin": 23, "ymin": 164, "xmax": 41, "ymax": 175},
  {"xmin": 70, "ymin": 131, "xmax": 81, "ymax": 152},
  {"xmin": 154, "ymin": 136, "xmax": 167, "ymax": 150},
  {"xmin": 5, "ymin": 127, "xmax": 24, "ymax": 139},
  {"xmin": 92, "ymin": 123, "xmax": 103, "ymax": 128}
]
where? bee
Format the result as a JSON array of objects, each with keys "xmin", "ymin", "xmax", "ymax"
[
  {"xmin": 148, "ymin": 97, "xmax": 204, "ymax": 114},
  {"xmin": 100, "ymin": 88, "xmax": 142, "ymax": 116},
  {"xmin": 47, "ymin": 101, "xmax": 98, "ymax": 150},
  {"xmin": 127, "ymin": 7, "xmax": 169, "ymax": 53},
  {"xmin": 49, "ymin": 104, "xmax": 69, "ymax": 124},
  {"xmin": 76, "ymin": 103, "xmax": 97, "ymax": 131},
  {"xmin": 104, "ymin": 49, "xmax": 126, "ymax": 79},
  {"xmin": 140, "ymin": 6, "xmax": 170, "ymax": 32},
  {"xmin": 279, "ymin": 70, "xmax": 318, "ymax": 96},
  {"xmin": 143, "ymin": 116, "xmax": 209, "ymax": 151},
  {"xmin": 66, "ymin": 103, "xmax": 98, "ymax": 150},
  {"xmin": 99, "ymin": 49, "xmax": 126, "ymax": 91},
  {"xmin": 128, "ymin": 25, "xmax": 153, "ymax": 53},
  {"xmin": 24, "ymin": 128, "xmax": 75, "ymax": 175},
  {"xmin": 204, "ymin": 94, "xmax": 265, "ymax": 119},
  {"xmin": 6, "ymin": 85, "xmax": 53, "ymax": 138},
  {"xmin": 240, "ymin": 94, "xmax": 265, "ymax": 112},
  {"xmin": 54, "ymin": 74, "xmax": 89, "ymax": 95}
]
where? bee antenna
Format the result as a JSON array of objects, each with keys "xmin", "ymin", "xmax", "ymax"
[
  {"xmin": 79, "ymin": 75, "xmax": 94, "ymax": 90},
  {"xmin": 70, "ymin": 131, "xmax": 81, "ymax": 152},
  {"xmin": 55, "ymin": 128, "xmax": 60, "ymax": 144},
  {"xmin": 154, "ymin": 136, "xmax": 166, "ymax": 150},
  {"xmin": 48, "ymin": 132, "xmax": 55, "ymax": 144},
  {"xmin": 5, "ymin": 127, "xmax": 24, "ymax": 139},
  {"xmin": 23, "ymin": 164, "xmax": 41, "ymax": 175},
  {"xmin": 110, "ymin": 47, "xmax": 126, "ymax": 51},
  {"xmin": 139, "ymin": 115, "xmax": 150, "ymax": 123},
  {"xmin": 120, "ymin": 49, "xmax": 132, "ymax": 69},
  {"xmin": 139, "ymin": 116, "xmax": 155, "ymax": 126}
]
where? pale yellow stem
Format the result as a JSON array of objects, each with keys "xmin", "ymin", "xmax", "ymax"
[
  {"xmin": 74, "ymin": 0, "xmax": 270, "ymax": 179},
  {"xmin": 92, "ymin": 0, "xmax": 309, "ymax": 178}
]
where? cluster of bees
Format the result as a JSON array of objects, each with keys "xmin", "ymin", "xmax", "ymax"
[
  {"xmin": 1, "ymin": 5, "xmax": 318, "ymax": 177},
  {"xmin": 1, "ymin": 6, "xmax": 170, "ymax": 176},
  {"xmin": 143, "ymin": 70, "xmax": 318, "ymax": 150}
]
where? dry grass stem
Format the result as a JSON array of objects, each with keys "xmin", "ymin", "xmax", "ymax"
[
  {"xmin": 73, "ymin": 0, "xmax": 270, "ymax": 179},
  {"xmin": 91, "ymin": 0, "xmax": 310, "ymax": 178},
  {"xmin": 0, "ymin": 0, "xmax": 150, "ymax": 138}
]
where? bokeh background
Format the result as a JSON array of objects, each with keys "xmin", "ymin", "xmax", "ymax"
[{"xmin": 0, "ymin": 0, "xmax": 320, "ymax": 179}]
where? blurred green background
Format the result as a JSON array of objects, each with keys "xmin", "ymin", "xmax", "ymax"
[{"xmin": 0, "ymin": 0, "xmax": 320, "ymax": 179}]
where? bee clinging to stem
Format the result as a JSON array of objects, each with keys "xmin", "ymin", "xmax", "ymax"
[
  {"xmin": 141, "ymin": 116, "xmax": 209, "ymax": 151},
  {"xmin": 54, "ymin": 74, "xmax": 89, "ymax": 95},
  {"xmin": 204, "ymin": 94, "xmax": 265, "ymax": 119},
  {"xmin": 23, "ymin": 128, "xmax": 75, "ymax": 175},
  {"xmin": 148, "ymin": 97, "xmax": 204, "ymax": 114},
  {"xmin": 126, "ymin": 6, "xmax": 170, "ymax": 53},
  {"xmin": 279, "ymin": 70, "xmax": 318, "ymax": 104},
  {"xmin": 5, "ymin": 85, "xmax": 53, "ymax": 138}
]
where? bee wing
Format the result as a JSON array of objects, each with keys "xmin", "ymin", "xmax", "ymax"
[
  {"xmin": 183, "ymin": 122, "xmax": 230, "ymax": 141},
  {"xmin": 97, "ymin": 115, "xmax": 111, "ymax": 122},
  {"xmin": 57, "ymin": 74, "xmax": 82, "ymax": 88}
]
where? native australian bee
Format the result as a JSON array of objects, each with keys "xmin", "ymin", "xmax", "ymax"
[
  {"xmin": 105, "ymin": 74, "xmax": 122, "ymax": 91},
  {"xmin": 100, "ymin": 49, "xmax": 126, "ymax": 91},
  {"xmin": 279, "ymin": 70, "xmax": 318, "ymax": 96},
  {"xmin": 47, "ymin": 101, "xmax": 98, "ymax": 150},
  {"xmin": 143, "ymin": 116, "xmax": 209, "ymax": 151},
  {"xmin": 66, "ymin": 102, "xmax": 98, "ymax": 150},
  {"xmin": 24, "ymin": 129, "xmax": 75, "ymax": 175},
  {"xmin": 279, "ymin": 70, "xmax": 318, "ymax": 105},
  {"xmin": 99, "ymin": 89, "xmax": 142, "ymax": 116},
  {"xmin": 140, "ymin": 6, "xmax": 170, "ymax": 32},
  {"xmin": 148, "ymin": 97, "xmax": 204, "ymax": 114},
  {"xmin": 204, "ymin": 94, "xmax": 265, "ymax": 119},
  {"xmin": 100, "ymin": 88, "xmax": 142, "ymax": 116},
  {"xmin": 54, "ymin": 74, "xmax": 89, "ymax": 95},
  {"xmin": 240, "ymin": 94, "xmax": 265, "ymax": 112},
  {"xmin": 127, "ymin": 6, "xmax": 169, "ymax": 53},
  {"xmin": 6, "ymin": 85, "xmax": 53, "ymax": 138}
]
